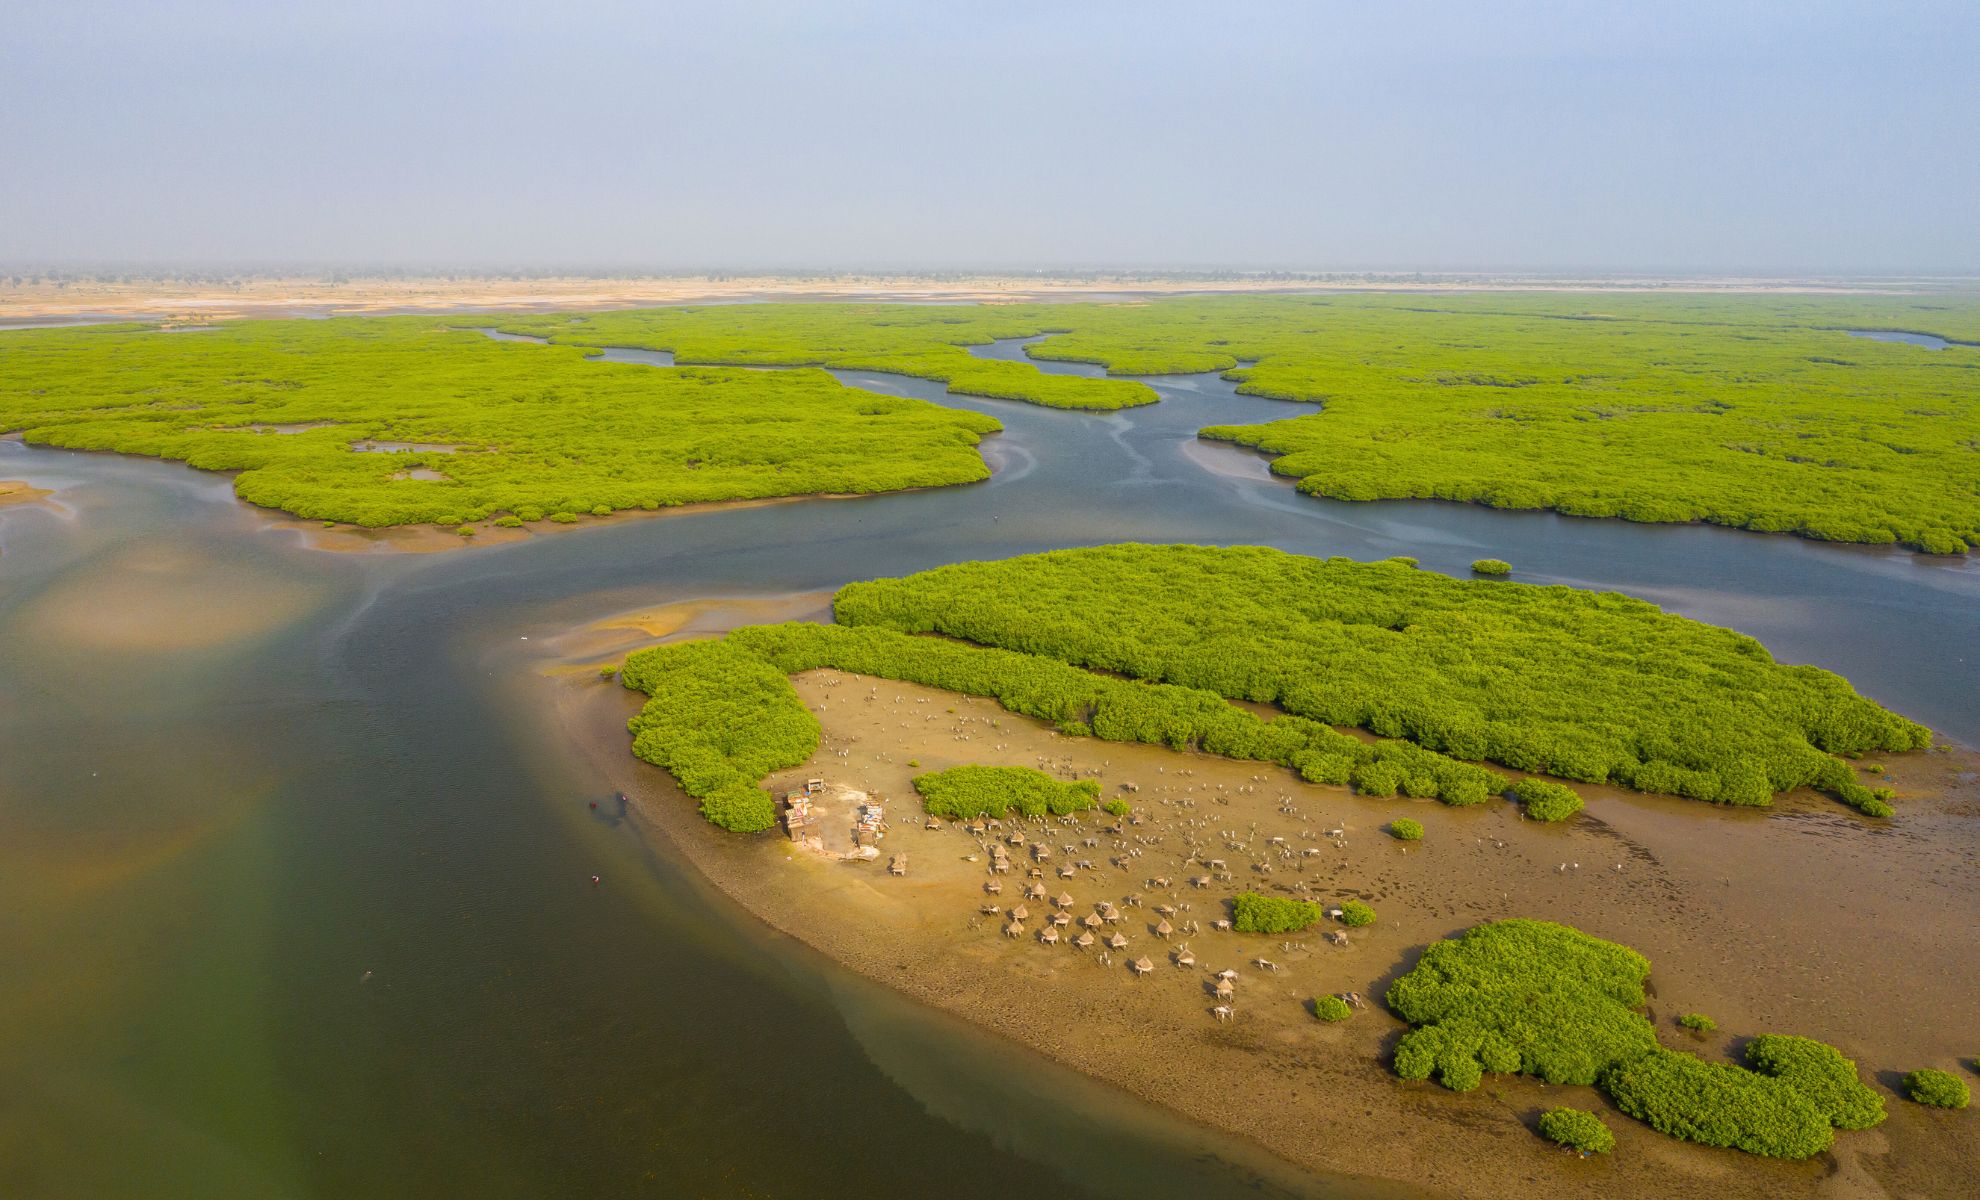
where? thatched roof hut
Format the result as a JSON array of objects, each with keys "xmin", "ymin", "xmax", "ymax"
[
  {"xmin": 1040, "ymin": 926, "xmax": 1060, "ymax": 945},
  {"xmin": 1073, "ymin": 930, "xmax": 1096, "ymax": 950},
  {"xmin": 1106, "ymin": 932, "xmax": 1129, "ymax": 950},
  {"xmin": 1131, "ymin": 956, "xmax": 1154, "ymax": 977},
  {"xmin": 1010, "ymin": 903, "xmax": 1030, "ymax": 921},
  {"xmin": 1155, "ymin": 919, "xmax": 1173, "ymax": 939},
  {"xmin": 1055, "ymin": 892, "xmax": 1074, "ymax": 909},
  {"xmin": 1004, "ymin": 920, "xmax": 1025, "ymax": 938}
]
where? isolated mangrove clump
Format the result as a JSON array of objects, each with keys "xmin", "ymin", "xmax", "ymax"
[
  {"xmin": 1388, "ymin": 920, "xmax": 1885, "ymax": 1160},
  {"xmin": 1903, "ymin": 1069, "xmax": 1971, "ymax": 1109},
  {"xmin": 1232, "ymin": 892, "xmax": 1323, "ymax": 934},
  {"xmin": 910, "ymin": 765, "xmax": 1100, "ymax": 820},
  {"xmin": 1538, "ymin": 1107, "xmax": 1615, "ymax": 1154}
]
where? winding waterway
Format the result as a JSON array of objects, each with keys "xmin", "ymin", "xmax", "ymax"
[{"xmin": 2, "ymin": 330, "xmax": 1977, "ymax": 1198}]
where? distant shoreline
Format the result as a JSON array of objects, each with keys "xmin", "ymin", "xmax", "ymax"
[{"xmin": 5, "ymin": 272, "xmax": 1974, "ymax": 324}]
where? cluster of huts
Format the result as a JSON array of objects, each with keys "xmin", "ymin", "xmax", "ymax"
[{"xmin": 781, "ymin": 778, "xmax": 904, "ymax": 870}]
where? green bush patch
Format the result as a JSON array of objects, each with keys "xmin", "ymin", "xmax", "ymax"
[
  {"xmin": 1390, "ymin": 818, "xmax": 1424, "ymax": 841},
  {"xmin": 1315, "ymin": 995, "xmax": 1353, "ymax": 1022},
  {"xmin": 1388, "ymin": 920, "xmax": 1885, "ymax": 1160},
  {"xmin": 910, "ymin": 765, "xmax": 1100, "ymax": 820},
  {"xmin": 1538, "ymin": 1107, "xmax": 1615, "ymax": 1155},
  {"xmin": 1514, "ymin": 778, "xmax": 1586, "ymax": 822},
  {"xmin": 1471, "ymin": 558, "xmax": 1513, "ymax": 576},
  {"xmin": 1903, "ymin": 1069, "xmax": 1970, "ymax": 1109},
  {"xmin": 1233, "ymin": 892, "xmax": 1322, "ymax": 934}
]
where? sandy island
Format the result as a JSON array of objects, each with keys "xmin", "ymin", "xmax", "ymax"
[{"xmin": 538, "ymin": 600, "xmax": 1980, "ymax": 1200}]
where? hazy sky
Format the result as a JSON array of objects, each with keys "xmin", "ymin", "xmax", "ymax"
[{"xmin": 3, "ymin": 0, "xmax": 1976, "ymax": 272}]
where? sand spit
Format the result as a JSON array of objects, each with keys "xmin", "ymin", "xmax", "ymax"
[
  {"xmin": 0, "ymin": 480, "xmax": 53, "ymax": 509},
  {"xmin": 550, "ymin": 652, "xmax": 1980, "ymax": 1200}
]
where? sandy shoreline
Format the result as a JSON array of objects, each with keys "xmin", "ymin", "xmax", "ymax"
[
  {"xmin": 536, "ymin": 602, "xmax": 1980, "ymax": 1200},
  {"xmin": 2, "ymin": 273, "xmax": 1962, "ymax": 324}
]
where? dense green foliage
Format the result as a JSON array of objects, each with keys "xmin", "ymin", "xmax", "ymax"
[
  {"xmin": 0, "ymin": 319, "xmax": 1002, "ymax": 526},
  {"xmin": 474, "ymin": 305, "xmax": 1157, "ymax": 411},
  {"xmin": 1677, "ymin": 1012, "xmax": 1717, "ymax": 1033},
  {"xmin": 1389, "ymin": 818, "xmax": 1424, "ymax": 841},
  {"xmin": 1232, "ymin": 892, "xmax": 1322, "ymax": 934},
  {"xmin": 835, "ymin": 544, "xmax": 1926, "ymax": 815},
  {"xmin": 1604, "ymin": 1046, "xmax": 1875, "ymax": 1159},
  {"xmin": 1903, "ymin": 1069, "xmax": 1971, "ymax": 1109},
  {"xmin": 11, "ymin": 295, "xmax": 1977, "ymax": 545},
  {"xmin": 1538, "ymin": 1107, "xmax": 1615, "ymax": 1155},
  {"xmin": 1314, "ymin": 995, "xmax": 1353, "ymax": 1022},
  {"xmin": 1514, "ymin": 778, "xmax": 1586, "ymax": 822},
  {"xmin": 1337, "ymin": 900, "xmax": 1376, "ymax": 928},
  {"xmin": 1389, "ymin": 921, "xmax": 1658, "ymax": 1093},
  {"xmin": 910, "ymin": 765, "xmax": 1100, "ymax": 819},
  {"xmin": 1745, "ymin": 1035, "xmax": 1885, "ymax": 1130},
  {"xmin": 1388, "ymin": 920, "xmax": 1886, "ymax": 1160},
  {"xmin": 9, "ymin": 294, "xmax": 1979, "ymax": 543},
  {"xmin": 620, "ymin": 639, "xmax": 819, "ymax": 831},
  {"xmin": 617, "ymin": 545, "xmax": 1922, "ymax": 832},
  {"xmin": 988, "ymin": 292, "xmax": 1980, "ymax": 554},
  {"xmin": 1471, "ymin": 559, "xmax": 1512, "ymax": 576}
]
